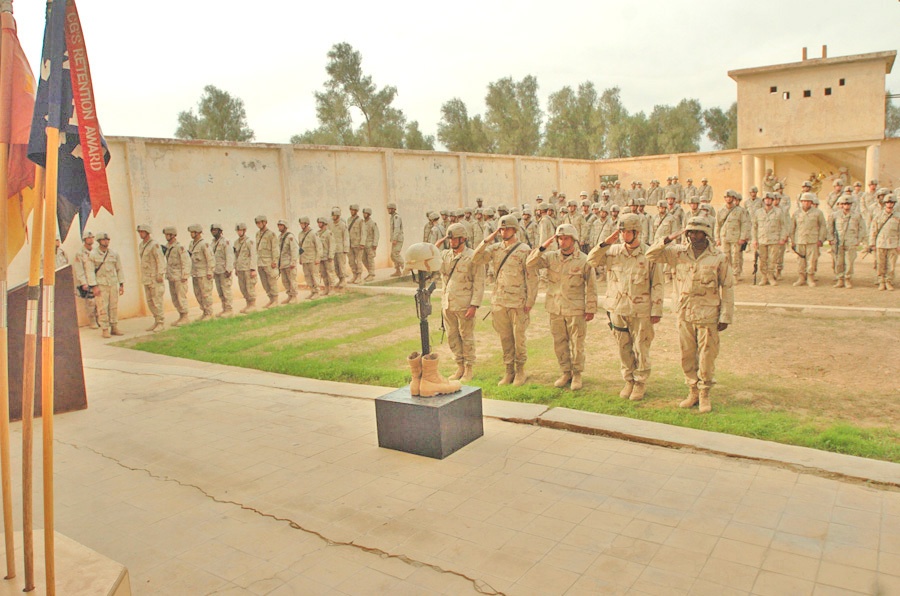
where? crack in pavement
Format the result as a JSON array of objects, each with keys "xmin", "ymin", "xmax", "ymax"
[{"xmin": 59, "ymin": 440, "xmax": 506, "ymax": 596}]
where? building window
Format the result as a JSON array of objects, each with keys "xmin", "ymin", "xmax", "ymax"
[
  {"xmin": 803, "ymin": 90, "xmax": 811, "ymax": 98},
  {"xmin": 839, "ymin": 78, "xmax": 846, "ymax": 86},
  {"xmin": 782, "ymin": 92, "xmax": 790, "ymax": 100},
  {"xmin": 825, "ymin": 87, "xmax": 832, "ymax": 96},
  {"xmin": 770, "ymin": 86, "xmax": 777, "ymax": 93}
]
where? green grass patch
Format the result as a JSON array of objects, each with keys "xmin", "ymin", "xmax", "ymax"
[{"xmin": 125, "ymin": 292, "xmax": 900, "ymax": 463}]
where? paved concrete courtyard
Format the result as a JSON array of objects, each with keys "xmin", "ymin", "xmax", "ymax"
[{"xmin": 8, "ymin": 317, "xmax": 900, "ymax": 595}]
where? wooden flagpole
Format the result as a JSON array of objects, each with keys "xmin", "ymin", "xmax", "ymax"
[
  {"xmin": 0, "ymin": 3, "xmax": 16, "ymax": 579},
  {"xmin": 39, "ymin": 122, "xmax": 58, "ymax": 594}
]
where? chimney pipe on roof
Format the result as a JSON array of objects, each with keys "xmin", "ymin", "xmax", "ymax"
[
  {"xmin": 802, "ymin": 47, "xmax": 807, "ymax": 60},
  {"xmin": 822, "ymin": 45, "xmax": 827, "ymax": 58}
]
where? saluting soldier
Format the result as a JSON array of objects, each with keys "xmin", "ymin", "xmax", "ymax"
[
  {"xmin": 387, "ymin": 202, "xmax": 404, "ymax": 276},
  {"xmin": 255, "ymin": 215, "xmax": 280, "ymax": 307},
  {"xmin": 316, "ymin": 217, "xmax": 337, "ymax": 295},
  {"xmin": 527, "ymin": 223, "xmax": 597, "ymax": 391},
  {"xmin": 297, "ymin": 216, "xmax": 322, "ymax": 299},
  {"xmin": 436, "ymin": 223, "xmax": 484, "ymax": 383},
  {"xmin": 827, "ymin": 195, "xmax": 867, "ymax": 289},
  {"xmin": 73, "ymin": 231, "xmax": 99, "ymax": 328},
  {"xmin": 347, "ymin": 204, "xmax": 364, "ymax": 283},
  {"xmin": 646, "ymin": 217, "xmax": 734, "ymax": 414},
  {"xmin": 472, "ymin": 215, "xmax": 538, "ymax": 386},
  {"xmin": 329, "ymin": 207, "xmax": 350, "ymax": 288},
  {"xmin": 587, "ymin": 214, "xmax": 663, "ymax": 401},
  {"xmin": 89, "ymin": 233, "xmax": 125, "ymax": 338},
  {"xmin": 187, "ymin": 224, "xmax": 215, "ymax": 320},
  {"xmin": 791, "ymin": 193, "xmax": 827, "ymax": 287},
  {"xmin": 163, "ymin": 227, "xmax": 190, "ymax": 326},
  {"xmin": 277, "ymin": 219, "xmax": 299, "ymax": 303},
  {"xmin": 362, "ymin": 207, "xmax": 379, "ymax": 281},
  {"xmin": 651, "ymin": 200, "xmax": 678, "ymax": 242},
  {"xmin": 210, "ymin": 223, "xmax": 235, "ymax": 316},
  {"xmin": 233, "ymin": 222, "xmax": 258, "ymax": 312},
  {"xmin": 136, "ymin": 224, "xmax": 166, "ymax": 332}
]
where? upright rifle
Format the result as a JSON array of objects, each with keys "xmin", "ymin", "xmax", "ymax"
[{"xmin": 412, "ymin": 271, "xmax": 437, "ymax": 355}]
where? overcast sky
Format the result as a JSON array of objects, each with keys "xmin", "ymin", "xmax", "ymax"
[{"xmin": 11, "ymin": 0, "xmax": 900, "ymax": 149}]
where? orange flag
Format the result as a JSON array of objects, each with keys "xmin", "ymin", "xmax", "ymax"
[{"xmin": 1, "ymin": 10, "xmax": 37, "ymax": 260}]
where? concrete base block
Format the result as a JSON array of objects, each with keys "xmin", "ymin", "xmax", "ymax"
[
  {"xmin": 375, "ymin": 385, "xmax": 484, "ymax": 459},
  {"xmin": 0, "ymin": 531, "xmax": 131, "ymax": 595}
]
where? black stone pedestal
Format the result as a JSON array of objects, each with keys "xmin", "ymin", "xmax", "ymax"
[{"xmin": 375, "ymin": 385, "xmax": 484, "ymax": 459}]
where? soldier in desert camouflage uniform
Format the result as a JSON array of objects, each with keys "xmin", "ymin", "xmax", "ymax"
[{"xmin": 233, "ymin": 222, "xmax": 258, "ymax": 312}]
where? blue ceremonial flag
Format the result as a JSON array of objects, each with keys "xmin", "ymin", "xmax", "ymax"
[{"xmin": 27, "ymin": 0, "xmax": 112, "ymax": 241}]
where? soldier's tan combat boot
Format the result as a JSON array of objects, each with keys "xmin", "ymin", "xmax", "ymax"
[
  {"xmin": 833, "ymin": 279, "xmax": 844, "ymax": 288},
  {"xmin": 768, "ymin": 274, "xmax": 778, "ymax": 286},
  {"xmin": 350, "ymin": 274, "xmax": 360, "ymax": 284},
  {"xmin": 844, "ymin": 279, "xmax": 853, "ymax": 289},
  {"xmin": 419, "ymin": 353, "xmax": 461, "ymax": 397},
  {"xmin": 619, "ymin": 381, "xmax": 634, "ymax": 399},
  {"xmin": 793, "ymin": 275, "xmax": 807, "ymax": 287},
  {"xmin": 698, "ymin": 388, "xmax": 712, "ymax": 414},
  {"xmin": 145, "ymin": 321, "xmax": 159, "ymax": 332},
  {"xmin": 461, "ymin": 364, "xmax": 474, "ymax": 383},
  {"xmin": 887, "ymin": 281, "xmax": 895, "ymax": 291},
  {"xmin": 679, "ymin": 385, "xmax": 699, "ymax": 408},
  {"xmin": 570, "ymin": 373, "xmax": 583, "ymax": 391},
  {"xmin": 554, "ymin": 372, "xmax": 572, "ymax": 388},
  {"xmin": 407, "ymin": 352, "xmax": 423, "ymax": 396},
  {"xmin": 512, "ymin": 364, "xmax": 527, "ymax": 387},
  {"xmin": 173, "ymin": 313, "xmax": 190, "ymax": 327},
  {"xmin": 101, "ymin": 328, "xmax": 111, "ymax": 339},
  {"xmin": 365, "ymin": 274, "xmax": 376, "ymax": 282},
  {"xmin": 390, "ymin": 267, "xmax": 402, "ymax": 277},
  {"xmin": 807, "ymin": 277, "xmax": 817, "ymax": 287},
  {"xmin": 878, "ymin": 280, "xmax": 886, "ymax": 291},
  {"xmin": 448, "ymin": 363, "xmax": 466, "ymax": 381},
  {"xmin": 629, "ymin": 382, "xmax": 646, "ymax": 401},
  {"xmin": 242, "ymin": 301, "xmax": 257, "ymax": 313},
  {"xmin": 264, "ymin": 297, "xmax": 277, "ymax": 308},
  {"xmin": 335, "ymin": 278, "xmax": 345, "ymax": 289},
  {"xmin": 110, "ymin": 325, "xmax": 124, "ymax": 336},
  {"xmin": 497, "ymin": 365, "xmax": 515, "ymax": 386}
]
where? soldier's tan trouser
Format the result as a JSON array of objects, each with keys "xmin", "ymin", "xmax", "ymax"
[
  {"xmin": 300, "ymin": 263, "xmax": 318, "ymax": 293},
  {"xmin": 349, "ymin": 247, "xmax": 364, "ymax": 277},
  {"xmin": 280, "ymin": 267, "xmax": 297, "ymax": 297},
  {"xmin": 678, "ymin": 317, "xmax": 719, "ymax": 391},
  {"xmin": 364, "ymin": 247, "xmax": 376, "ymax": 276},
  {"xmin": 96, "ymin": 285, "xmax": 118, "ymax": 330},
  {"xmin": 318, "ymin": 259, "xmax": 336, "ymax": 289},
  {"xmin": 722, "ymin": 241, "xmax": 743, "ymax": 276},
  {"xmin": 833, "ymin": 247, "xmax": 857, "ymax": 280},
  {"xmin": 610, "ymin": 314, "xmax": 654, "ymax": 383},
  {"xmin": 333, "ymin": 252, "xmax": 349, "ymax": 281},
  {"xmin": 390, "ymin": 242, "xmax": 404, "ymax": 269},
  {"xmin": 192, "ymin": 276, "xmax": 214, "ymax": 316},
  {"xmin": 143, "ymin": 282, "xmax": 165, "ymax": 324},
  {"xmin": 796, "ymin": 243, "xmax": 820, "ymax": 278},
  {"xmin": 236, "ymin": 270, "xmax": 257, "ymax": 304},
  {"xmin": 492, "ymin": 306, "xmax": 529, "ymax": 366},
  {"xmin": 549, "ymin": 314, "xmax": 586, "ymax": 374},
  {"xmin": 214, "ymin": 272, "xmax": 233, "ymax": 312},
  {"xmin": 168, "ymin": 279, "xmax": 188, "ymax": 315},
  {"xmin": 876, "ymin": 248, "xmax": 897, "ymax": 283},
  {"xmin": 444, "ymin": 309, "xmax": 476, "ymax": 366},
  {"xmin": 758, "ymin": 244, "xmax": 778, "ymax": 278},
  {"xmin": 80, "ymin": 294, "xmax": 97, "ymax": 322},
  {"xmin": 258, "ymin": 266, "xmax": 280, "ymax": 299},
  {"xmin": 775, "ymin": 243, "xmax": 786, "ymax": 274}
]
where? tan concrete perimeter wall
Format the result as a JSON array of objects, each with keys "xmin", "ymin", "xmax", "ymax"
[{"xmin": 7, "ymin": 137, "xmax": 899, "ymax": 320}]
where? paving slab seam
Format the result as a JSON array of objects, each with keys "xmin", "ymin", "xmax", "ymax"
[
  {"xmin": 534, "ymin": 415, "xmax": 900, "ymax": 490},
  {"xmin": 58, "ymin": 439, "xmax": 506, "ymax": 596}
]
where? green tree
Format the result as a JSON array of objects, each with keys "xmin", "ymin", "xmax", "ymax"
[
  {"xmin": 176, "ymin": 85, "xmax": 254, "ymax": 142},
  {"xmin": 542, "ymin": 82, "xmax": 602, "ymax": 159},
  {"xmin": 887, "ymin": 91, "xmax": 900, "ymax": 138},
  {"xmin": 484, "ymin": 75, "xmax": 542, "ymax": 156},
  {"xmin": 295, "ymin": 42, "xmax": 425, "ymax": 149},
  {"xmin": 403, "ymin": 121, "xmax": 435, "ymax": 150},
  {"xmin": 649, "ymin": 99, "xmax": 705, "ymax": 155},
  {"xmin": 437, "ymin": 98, "xmax": 494, "ymax": 153},
  {"xmin": 597, "ymin": 87, "xmax": 631, "ymax": 158},
  {"xmin": 703, "ymin": 102, "xmax": 738, "ymax": 149}
]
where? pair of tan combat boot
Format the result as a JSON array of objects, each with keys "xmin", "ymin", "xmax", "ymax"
[
  {"xmin": 497, "ymin": 364, "xmax": 527, "ymax": 387},
  {"xmin": 679, "ymin": 386, "xmax": 712, "ymax": 414},
  {"xmin": 101, "ymin": 326, "xmax": 124, "ymax": 339},
  {"xmin": 619, "ymin": 381, "xmax": 646, "ymax": 401},
  {"xmin": 408, "ymin": 352, "xmax": 461, "ymax": 397},
  {"xmin": 553, "ymin": 372, "xmax": 582, "ymax": 390}
]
